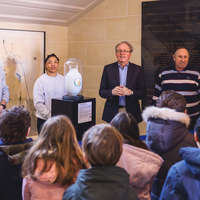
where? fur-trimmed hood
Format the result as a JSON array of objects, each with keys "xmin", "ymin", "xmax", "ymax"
[
  {"xmin": 142, "ymin": 106, "xmax": 194, "ymax": 154},
  {"xmin": 0, "ymin": 141, "xmax": 33, "ymax": 165},
  {"xmin": 142, "ymin": 106, "xmax": 190, "ymax": 127}
]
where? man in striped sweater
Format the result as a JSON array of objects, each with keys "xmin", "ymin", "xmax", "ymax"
[{"xmin": 153, "ymin": 47, "xmax": 200, "ymax": 130}]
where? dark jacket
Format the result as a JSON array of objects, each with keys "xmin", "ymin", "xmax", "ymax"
[
  {"xmin": 160, "ymin": 147, "xmax": 200, "ymax": 200},
  {"xmin": 0, "ymin": 139, "xmax": 33, "ymax": 200},
  {"xmin": 99, "ymin": 62, "xmax": 146, "ymax": 123},
  {"xmin": 142, "ymin": 106, "xmax": 197, "ymax": 200},
  {"xmin": 63, "ymin": 166, "xmax": 138, "ymax": 200}
]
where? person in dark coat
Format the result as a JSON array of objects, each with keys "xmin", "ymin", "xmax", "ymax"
[
  {"xmin": 160, "ymin": 147, "xmax": 200, "ymax": 200},
  {"xmin": 142, "ymin": 90, "xmax": 197, "ymax": 200},
  {"xmin": 99, "ymin": 41, "xmax": 146, "ymax": 123},
  {"xmin": 63, "ymin": 124, "xmax": 138, "ymax": 200},
  {"xmin": 0, "ymin": 106, "xmax": 33, "ymax": 200}
]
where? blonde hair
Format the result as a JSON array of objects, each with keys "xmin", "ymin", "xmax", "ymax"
[
  {"xmin": 22, "ymin": 115, "xmax": 87, "ymax": 186},
  {"xmin": 82, "ymin": 123, "xmax": 123, "ymax": 166}
]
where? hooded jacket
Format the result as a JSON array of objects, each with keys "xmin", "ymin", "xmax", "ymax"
[
  {"xmin": 117, "ymin": 144, "xmax": 163, "ymax": 200},
  {"xmin": 63, "ymin": 166, "xmax": 138, "ymax": 200},
  {"xmin": 160, "ymin": 147, "xmax": 200, "ymax": 200},
  {"xmin": 0, "ymin": 140, "xmax": 33, "ymax": 200},
  {"xmin": 142, "ymin": 106, "xmax": 197, "ymax": 199}
]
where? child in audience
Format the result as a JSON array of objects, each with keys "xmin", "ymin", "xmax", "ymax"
[
  {"xmin": 160, "ymin": 147, "xmax": 200, "ymax": 200},
  {"xmin": 111, "ymin": 112, "xmax": 163, "ymax": 200},
  {"xmin": 22, "ymin": 115, "xmax": 87, "ymax": 200},
  {"xmin": 63, "ymin": 123, "xmax": 138, "ymax": 200},
  {"xmin": 111, "ymin": 112, "xmax": 148, "ymax": 149},
  {"xmin": 142, "ymin": 90, "xmax": 197, "ymax": 200},
  {"xmin": 0, "ymin": 106, "xmax": 33, "ymax": 200}
]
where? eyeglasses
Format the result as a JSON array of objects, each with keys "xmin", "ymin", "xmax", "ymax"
[{"xmin": 116, "ymin": 49, "xmax": 131, "ymax": 53}]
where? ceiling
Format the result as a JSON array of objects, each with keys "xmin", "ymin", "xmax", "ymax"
[{"xmin": 0, "ymin": 0, "xmax": 104, "ymax": 26}]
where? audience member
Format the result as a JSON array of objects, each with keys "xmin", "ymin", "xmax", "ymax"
[
  {"xmin": 160, "ymin": 147, "xmax": 200, "ymax": 200},
  {"xmin": 22, "ymin": 115, "xmax": 87, "ymax": 200},
  {"xmin": 111, "ymin": 112, "xmax": 148, "ymax": 149},
  {"xmin": 142, "ymin": 90, "xmax": 197, "ymax": 200},
  {"xmin": 33, "ymin": 54, "xmax": 66, "ymax": 133},
  {"xmin": 111, "ymin": 112, "xmax": 163, "ymax": 200},
  {"xmin": 0, "ymin": 106, "xmax": 33, "ymax": 200},
  {"xmin": 63, "ymin": 123, "xmax": 138, "ymax": 200}
]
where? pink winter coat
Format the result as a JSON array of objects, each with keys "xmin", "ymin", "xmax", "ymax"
[
  {"xmin": 117, "ymin": 144, "xmax": 163, "ymax": 200},
  {"xmin": 22, "ymin": 159, "xmax": 69, "ymax": 200}
]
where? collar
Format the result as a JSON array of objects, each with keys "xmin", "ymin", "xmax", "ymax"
[
  {"xmin": 172, "ymin": 65, "xmax": 189, "ymax": 71},
  {"xmin": 118, "ymin": 63, "xmax": 129, "ymax": 69}
]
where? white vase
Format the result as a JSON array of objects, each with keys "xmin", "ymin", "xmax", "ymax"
[{"xmin": 65, "ymin": 68, "xmax": 82, "ymax": 96}]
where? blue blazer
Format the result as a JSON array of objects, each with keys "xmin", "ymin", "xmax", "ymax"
[{"xmin": 99, "ymin": 62, "xmax": 146, "ymax": 122}]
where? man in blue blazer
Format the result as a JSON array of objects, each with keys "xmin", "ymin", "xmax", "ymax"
[{"xmin": 99, "ymin": 41, "xmax": 146, "ymax": 123}]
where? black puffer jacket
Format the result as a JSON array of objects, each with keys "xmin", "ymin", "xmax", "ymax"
[
  {"xmin": 63, "ymin": 166, "xmax": 138, "ymax": 200},
  {"xmin": 0, "ymin": 140, "xmax": 33, "ymax": 200},
  {"xmin": 142, "ymin": 106, "xmax": 197, "ymax": 200}
]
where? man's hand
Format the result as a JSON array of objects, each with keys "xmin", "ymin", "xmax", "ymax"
[
  {"xmin": 112, "ymin": 86, "xmax": 124, "ymax": 96},
  {"xmin": 121, "ymin": 86, "xmax": 133, "ymax": 96},
  {"xmin": 112, "ymin": 86, "xmax": 133, "ymax": 96}
]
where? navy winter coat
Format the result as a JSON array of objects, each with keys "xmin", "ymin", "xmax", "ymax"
[
  {"xmin": 160, "ymin": 147, "xmax": 200, "ymax": 200},
  {"xmin": 142, "ymin": 106, "xmax": 197, "ymax": 200}
]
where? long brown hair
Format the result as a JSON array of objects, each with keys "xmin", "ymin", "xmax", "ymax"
[
  {"xmin": 111, "ymin": 112, "xmax": 148, "ymax": 150},
  {"xmin": 22, "ymin": 115, "xmax": 87, "ymax": 186}
]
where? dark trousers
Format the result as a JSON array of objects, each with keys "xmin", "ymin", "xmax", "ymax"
[{"xmin": 37, "ymin": 118, "xmax": 46, "ymax": 134}]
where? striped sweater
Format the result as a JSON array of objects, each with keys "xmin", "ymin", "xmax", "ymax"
[{"xmin": 153, "ymin": 66, "xmax": 200, "ymax": 122}]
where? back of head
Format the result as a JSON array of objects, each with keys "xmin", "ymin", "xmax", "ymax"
[
  {"xmin": 156, "ymin": 90, "xmax": 186, "ymax": 112},
  {"xmin": 0, "ymin": 106, "xmax": 31, "ymax": 144},
  {"xmin": 111, "ymin": 112, "xmax": 147, "ymax": 149},
  {"xmin": 82, "ymin": 123, "xmax": 123, "ymax": 166},
  {"xmin": 22, "ymin": 115, "xmax": 86, "ymax": 185}
]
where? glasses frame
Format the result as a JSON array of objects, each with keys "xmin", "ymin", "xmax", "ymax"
[{"xmin": 116, "ymin": 49, "xmax": 131, "ymax": 53}]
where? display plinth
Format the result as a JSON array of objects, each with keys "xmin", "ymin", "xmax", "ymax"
[{"xmin": 51, "ymin": 98, "xmax": 96, "ymax": 140}]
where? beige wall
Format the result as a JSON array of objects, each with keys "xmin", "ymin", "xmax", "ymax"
[
  {"xmin": 0, "ymin": 0, "xmax": 156, "ymax": 134},
  {"xmin": 68, "ymin": 0, "xmax": 156, "ymax": 132},
  {"xmin": 0, "ymin": 21, "xmax": 68, "ymax": 134},
  {"xmin": 0, "ymin": 21, "xmax": 68, "ymax": 69}
]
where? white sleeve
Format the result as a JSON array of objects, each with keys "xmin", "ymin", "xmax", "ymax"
[
  {"xmin": 1, "ymin": 71, "xmax": 9, "ymax": 103},
  {"xmin": 22, "ymin": 178, "xmax": 31, "ymax": 200},
  {"xmin": 33, "ymin": 78, "xmax": 50, "ymax": 119}
]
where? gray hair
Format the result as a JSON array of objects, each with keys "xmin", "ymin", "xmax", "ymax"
[{"xmin": 115, "ymin": 41, "xmax": 133, "ymax": 53}]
